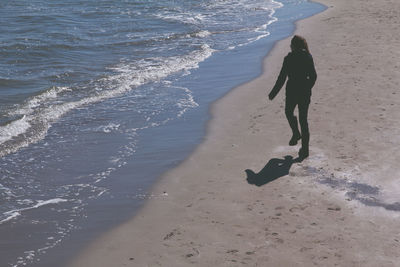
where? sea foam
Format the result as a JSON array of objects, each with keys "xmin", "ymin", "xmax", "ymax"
[{"xmin": 1, "ymin": 198, "xmax": 68, "ymax": 224}]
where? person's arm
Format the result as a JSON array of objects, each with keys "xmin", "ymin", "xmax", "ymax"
[
  {"xmin": 308, "ymin": 55, "xmax": 317, "ymax": 89},
  {"xmin": 269, "ymin": 57, "xmax": 288, "ymax": 100}
]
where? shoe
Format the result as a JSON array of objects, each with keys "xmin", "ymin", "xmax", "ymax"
[
  {"xmin": 289, "ymin": 134, "xmax": 301, "ymax": 146},
  {"xmin": 298, "ymin": 147, "xmax": 309, "ymax": 160}
]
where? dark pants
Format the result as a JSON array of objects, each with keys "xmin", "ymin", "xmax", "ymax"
[{"xmin": 285, "ymin": 95, "xmax": 310, "ymax": 150}]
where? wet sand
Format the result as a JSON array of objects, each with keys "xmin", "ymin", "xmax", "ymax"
[{"xmin": 68, "ymin": 0, "xmax": 400, "ymax": 266}]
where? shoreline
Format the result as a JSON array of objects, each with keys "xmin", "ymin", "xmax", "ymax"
[
  {"xmin": 1, "ymin": 2, "xmax": 326, "ymax": 266},
  {"xmin": 68, "ymin": 0, "xmax": 400, "ymax": 266}
]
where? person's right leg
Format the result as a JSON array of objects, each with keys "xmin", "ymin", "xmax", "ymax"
[
  {"xmin": 298, "ymin": 97, "xmax": 310, "ymax": 158},
  {"xmin": 285, "ymin": 97, "xmax": 301, "ymax": 146}
]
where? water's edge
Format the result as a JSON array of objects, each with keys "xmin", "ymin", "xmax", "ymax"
[{"xmin": 60, "ymin": 1, "xmax": 327, "ymax": 266}]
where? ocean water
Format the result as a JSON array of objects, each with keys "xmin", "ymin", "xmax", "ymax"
[{"xmin": 0, "ymin": 0, "xmax": 325, "ymax": 266}]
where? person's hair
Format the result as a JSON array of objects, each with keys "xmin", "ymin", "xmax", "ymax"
[{"xmin": 291, "ymin": 35, "xmax": 309, "ymax": 53}]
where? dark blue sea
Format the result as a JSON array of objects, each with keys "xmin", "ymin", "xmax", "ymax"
[{"xmin": 0, "ymin": 0, "xmax": 325, "ymax": 266}]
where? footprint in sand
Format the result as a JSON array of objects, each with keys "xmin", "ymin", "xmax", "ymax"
[
  {"xmin": 163, "ymin": 228, "xmax": 181, "ymax": 241},
  {"xmin": 226, "ymin": 249, "xmax": 239, "ymax": 254}
]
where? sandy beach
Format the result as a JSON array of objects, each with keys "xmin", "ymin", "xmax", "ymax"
[{"xmin": 68, "ymin": 0, "xmax": 400, "ymax": 266}]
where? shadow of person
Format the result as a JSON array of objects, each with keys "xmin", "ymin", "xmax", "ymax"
[{"xmin": 246, "ymin": 155, "xmax": 297, "ymax": 186}]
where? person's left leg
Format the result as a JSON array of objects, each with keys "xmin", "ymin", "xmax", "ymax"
[
  {"xmin": 298, "ymin": 97, "xmax": 310, "ymax": 158},
  {"xmin": 285, "ymin": 97, "xmax": 301, "ymax": 146}
]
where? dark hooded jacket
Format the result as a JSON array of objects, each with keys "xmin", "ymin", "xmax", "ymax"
[{"xmin": 269, "ymin": 49, "xmax": 317, "ymax": 100}]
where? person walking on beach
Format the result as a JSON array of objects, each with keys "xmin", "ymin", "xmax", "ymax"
[{"xmin": 268, "ymin": 35, "xmax": 317, "ymax": 159}]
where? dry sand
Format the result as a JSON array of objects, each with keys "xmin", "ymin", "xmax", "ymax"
[{"xmin": 68, "ymin": 0, "xmax": 400, "ymax": 266}]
